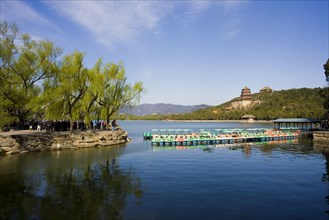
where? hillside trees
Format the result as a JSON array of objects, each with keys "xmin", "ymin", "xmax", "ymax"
[
  {"xmin": 170, "ymin": 88, "xmax": 327, "ymax": 120},
  {"xmin": 248, "ymin": 88, "xmax": 326, "ymax": 119}
]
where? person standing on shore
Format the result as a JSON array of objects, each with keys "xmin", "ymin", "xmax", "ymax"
[
  {"xmin": 111, "ymin": 120, "xmax": 117, "ymax": 131},
  {"xmin": 90, "ymin": 120, "xmax": 94, "ymax": 131}
]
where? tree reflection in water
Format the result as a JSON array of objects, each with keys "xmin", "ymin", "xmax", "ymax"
[
  {"xmin": 323, "ymin": 151, "xmax": 329, "ymax": 216},
  {"xmin": 315, "ymin": 145, "xmax": 329, "ymax": 216},
  {"xmin": 0, "ymin": 158, "xmax": 143, "ymax": 219}
]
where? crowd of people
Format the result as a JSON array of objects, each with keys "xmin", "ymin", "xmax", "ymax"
[
  {"xmin": 27, "ymin": 119, "xmax": 119, "ymax": 132},
  {"xmin": 321, "ymin": 119, "xmax": 329, "ymax": 130}
]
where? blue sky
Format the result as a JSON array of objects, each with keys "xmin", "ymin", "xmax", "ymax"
[{"xmin": 1, "ymin": 0, "xmax": 328, "ymax": 106}]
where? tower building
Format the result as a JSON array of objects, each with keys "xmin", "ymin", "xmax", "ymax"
[{"xmin": 240, "ymin": 86, "xmax": 252, "ymax": 107}]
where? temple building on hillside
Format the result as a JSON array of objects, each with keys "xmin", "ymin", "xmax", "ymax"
[
  {"xmin": 225, "ymin": 86, "xmax": 261, "ymax": 110},
  {"xmin": 240, "ymin": 86, "xmax": 252, "ymax": 107},
  {"xmin": 260, "ymin": 87, "xmax": 273, "ymax": 93}
]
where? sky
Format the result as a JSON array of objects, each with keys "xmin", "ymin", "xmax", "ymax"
[{"xmin": 1, "ymin": 0, "xmax": 328, "ymax": 106}]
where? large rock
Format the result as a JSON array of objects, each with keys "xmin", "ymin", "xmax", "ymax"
[{"xmin": 0, "ymin": 129, "xmax": 130, "ymax": 156}]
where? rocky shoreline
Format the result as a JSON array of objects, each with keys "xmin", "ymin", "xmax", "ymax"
[
  {"xmin": 313, "ymin": 131, "xmax": 329, "ymax": 144},
  {"xmin": 0, "ymin": 128, "xmax": 130, "ymax": 156}
]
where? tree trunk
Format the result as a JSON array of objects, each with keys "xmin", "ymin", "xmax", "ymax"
[
  {"xmin": 68, "ymin": 103, "xmax": 74, "ymax": 132},
  {"xmin": 106, "ymin": 107, "xmax": 111, "ymax": 130}
]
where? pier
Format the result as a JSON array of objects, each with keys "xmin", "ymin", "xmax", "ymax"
[{"xmin": 144, "ymin": 128, "xmax": 300, "ymax": 146}]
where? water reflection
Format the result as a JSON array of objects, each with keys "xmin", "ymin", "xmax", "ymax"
[
  {"xmin": 0, "ymin": 155, "xmax": 143, "ymax": 219},
  {"xmin": 151, "ymin": 139, "xmax": 300, "ymax": 153},
  {"xmin": 314, "ymin": 143, "xmax": 329, "ymax": 215},
  {"xmin": 324, "ymin": 151, "xmax": 329, "ymax": 215},
  {"xmin": 1, "ymin": 118, "xmax": 329, "ymax": 219}
]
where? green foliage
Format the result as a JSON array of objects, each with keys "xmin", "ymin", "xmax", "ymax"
[
  {"xmin": 0, "ymin": 21, "xmax": 62, "ymax": 127},
  {"xmin": 38, "ymin": 52, "xmax": 144, "ymax": 130},
  {"xmin": 0, "ymin": 21, "xmax": 144, "ymax": 129},
  {"xmin": 324, "ymin": 58, "xmax": 329, "ymax": 82},
  {"xmin": 96, "ymin": 62, "xmax": 144, "ymax": 127},
  {"xmin": 169, "ymin": 87, "xmax": 328, "ymax": 120},
  {"xmin": 40, "ymin": 51, "xmax": 88, "ymax": 129},
  {"xmin": 75, "ymin": 60, "xmax": 144, "ymax": 128},
  {"xmin": 250, "ymin": 88, "xmax": 326, "ymax": 119}
]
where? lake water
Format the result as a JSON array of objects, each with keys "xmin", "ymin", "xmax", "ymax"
[{"xmin": 0, "ymin": 121, "xmax": 328, "ymax": 219}]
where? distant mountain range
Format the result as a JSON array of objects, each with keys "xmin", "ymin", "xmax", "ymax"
[{"xmin": 120, "ymin": 103, "xmax": 211, "ymax": 116}]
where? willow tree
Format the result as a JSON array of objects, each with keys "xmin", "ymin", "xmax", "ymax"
[
  {"xmin": 0, "ymin": 21, "xmax": 62, "ymax": 127},
  {"xmin": 80, "ymin": 58, "xmax": 105, "ymax": 126},
  {"xmin": 42, "ymin": 51, "xmax": 88, "ymax": 130},
  {"xmin": 97, "ymin": 62, "xmax": 143, "ymax": 129}
]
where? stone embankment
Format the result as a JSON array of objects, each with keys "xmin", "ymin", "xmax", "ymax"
[
  {"xmin": 0, "ymin": 128, "xmax": 130, "ymax": 156},
  {"xmin": 313, "ymin": 131, "xmax": 329, "ymax": 146},
  {"xmin": 313, "ymin": 131, "xmax": 329, "ymax": 153}
]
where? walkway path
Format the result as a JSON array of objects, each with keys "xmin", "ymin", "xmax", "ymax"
[{"xmin": 0, "ymin": 130, "xmax": 45, "ymax": 137}]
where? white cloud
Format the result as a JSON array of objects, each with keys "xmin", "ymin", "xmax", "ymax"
[
  {"xmin": 142, "ymin": 68, "xmax": 154, "ymax": 80},
  {"xmin": 222, "ymin": 18, "xmax": 242, "ymax": 40},
  {"xmin": 45, "ymin": 1, "xmax": 170, "ymax": 49},
  {"xmin": 217, "ymin": 0, "xmax": 247, "ymax": 40},
  {"xmin": 180, "ymin": 1, "xmax": 211, "ymax": 24},
  {"xmin": 220, "ymin": 0, "xmax": 247, "ymax": 12},
  {"xmin": 176, "ymin": 0, "xmax": 246, "ymax": 39},
  {"xmin": 43, "ymin": 1, "xmax": 247, "ymax": 48},
  {"xmin": 1, "ymin": 0, "xmax": 61, "ymax": 33}
]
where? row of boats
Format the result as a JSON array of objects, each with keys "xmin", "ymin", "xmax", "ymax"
[{"xmin": 143, "ymin": 128, "xmax": 300, "ymax": 146}]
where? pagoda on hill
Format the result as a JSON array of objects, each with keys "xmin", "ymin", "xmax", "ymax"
[
  {"xmin": 240, "ymin": 86, "xmax": 252, "ymax": 107},
  {"xmin": 225, "ymin": 86, "xmax": 259, "ymax": 110}
]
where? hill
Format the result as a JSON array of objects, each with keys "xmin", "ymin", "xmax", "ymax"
[
  {"xmin": 120, "ymin": 103, "xmax": 211, "ymax": 116},
  {"xmin": 169, "ymin": 87, "xmax": 328, "ymax": 120}
]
